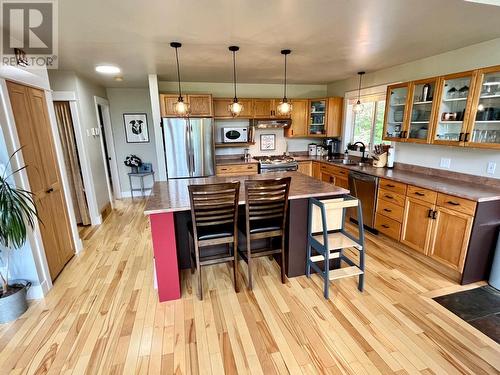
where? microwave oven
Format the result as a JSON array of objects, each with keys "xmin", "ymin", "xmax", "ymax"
[{"xmin": 222, "ymin": 127, "xmax": 248, "ymax": 143}]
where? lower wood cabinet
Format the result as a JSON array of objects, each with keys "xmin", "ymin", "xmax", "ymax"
[
  {"xmin": 400, "ymin": 197, "xmax": 435, "ymax": 255},
  {"xmin": 312, "ymin": 162, "xmax": 321, "ymax": 179},
  {"xmin": 428, "ymin": 206, "xmax": 473, "ymax": 271},
  {"xmin": 297, "ymin": 161, "xmax": 312, "ymax": 176},
  {"xmin": 216, "ymin": 163, "xmax": 258, "ymax": 176}
]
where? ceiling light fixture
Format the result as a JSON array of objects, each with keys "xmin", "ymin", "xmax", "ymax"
[
  {"xmin": 228, "ymin": 46, "xmax": 243, "ymax": 117},
  {"xmin": 353, "ymin": 71, "xmax": 365, "ymax": 113},
  {"xmin": 170, "ymin": 42, "xmax": 190, "ymax": 117},
  {"xmin": 277, "ymin": 49, "xmax": 292, "ymax": 116},
  {"xmin": 95, "ymin": 65, "xmax": 121, "ymax": 74}
]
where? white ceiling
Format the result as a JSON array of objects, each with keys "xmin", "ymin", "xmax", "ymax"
[{"xmin": 56, "ymin": 0, "xmax": 500, "ymax": 87}]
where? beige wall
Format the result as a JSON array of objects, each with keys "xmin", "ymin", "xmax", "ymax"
[
  {"xmin": 327, "ymin": 38, "xmax": 500, "ymax": 179},
  {"xmin": 158, "ymin": 81, "xmax": 327, "ymax": 98},
  {"xmin": 106, "ymin": 88, "xmax": 157, "ymax": 195}
]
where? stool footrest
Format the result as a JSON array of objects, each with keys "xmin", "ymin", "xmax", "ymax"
[
  {"xmin": 312, "ymin": 232, "xmax": 362, "ymax": 250},
  {"xmin": 328, "ymin": 266, "xmax": 363, "ymax": 281},
  {"xmin": 310, "ymin": 251, "xmax": 340, "ymax": 262}
]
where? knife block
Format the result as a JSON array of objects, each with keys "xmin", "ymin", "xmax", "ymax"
[{"xmin": 372, "ymin": 152, "xmax": 387, "ymax": 168}]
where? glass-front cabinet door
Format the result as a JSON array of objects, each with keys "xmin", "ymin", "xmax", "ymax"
[
  {"xmin": 432, "ymin": 72, "xmax": 475, "ymax": 145},
  {"xmin": 467, "ymin": 66, "xmax": 500, "ymax": 148},
  {"xmin": 308, "ymin": 99, "xmax": 327, "ymax": 136},
  {"xmin": 405, "ymin": 78, "xmax": 439, "ymax": 143},
  {"xmin": 382, "ymin": 83, "xmax": 410, "ymax": 141}
]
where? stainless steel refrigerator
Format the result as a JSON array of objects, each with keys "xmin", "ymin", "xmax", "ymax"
[{"xmin": 162, "ymin": 117, "xmax": 215, "ymax": 178}]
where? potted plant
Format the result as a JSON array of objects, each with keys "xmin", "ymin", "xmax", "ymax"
[{"xmin": 0, "ymin": 150, "xmax": 38, "ymax": 323}]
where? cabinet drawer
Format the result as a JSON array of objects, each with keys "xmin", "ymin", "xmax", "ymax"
[
  {"xmin": 378, "ymin": 189, "xmax": 406, "ymax": 207},
  {"xmin": 376, "ymin": 199, "xmax": 404, "ymax": 222},
  {"xmin": 216, "ymin": 164, "xmax": 258, "ymax": 175},
  {"xmin": 436, "ymin": 193, "xmax": 476, "ymax": 216},
  {"xmin": 407, "ymin": 185, "xmax": 437, "ymax": 204},
  {"xmin": 375, "ymin": 213, "xmax": 401, "ymax": 240},
  {"xmin": 330, "ymin": 165, "xmax": 349, "ymax": 178},
  {"xmin": 379, "ymin": 178, "xmax": 407, "ymax": 195}
]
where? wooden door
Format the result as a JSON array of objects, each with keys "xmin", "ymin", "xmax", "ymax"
[
  {"xmin": 312, "ymin": 162, "xmax": 321, "ymax": 179},
  {"xmin": 382, "ymin": 82, "xmax": 411, "ymax": 141},
  {"xmin": 213, "ymin": 98, "xmax": 253, "ymax": 118},
  {"xmin": 335, "ymin": 176, "xmax": 349, "ymax": 189},
  {"xmin": 7, "ymin": 81, "xmax": 74, "ymax": 280},
  {"xmin": 253, "ymin": 99, "xmax": 273, "ymax": 118},
  {"xmin": 187, "ymin": 94, "xmax": 213, "ymax": 117},
  {"xmin": 286, "ymin": 99, "xmax": 308, "ymax": 137},
  {"xmin": 326, "ymin": 97, "xmax": 343, "ymax": 137},
  {"xmin": 273, "ymin": 99, "xmax": 291, "ymax": 119},
  {"xmin": 428, "ymin": 207, "xmax": 473, "ymax": 271},
  {"xmin": 159, "ymin": 94, "xmax": 179, "ymax": 117},
  {"xmin": 320, "ymin": 171, "xmax": 335, "ymax": 184},
  {"xmin": 400, "ymin": 197, "xmax": 435, "ymax": 254},
  {"xmin": 297, "ymin": 161, "xmax": 312, "ymax": 176}
]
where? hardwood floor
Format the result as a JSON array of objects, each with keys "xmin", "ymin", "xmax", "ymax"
[{"xmin": 1, "ymin": 200, "xmax": 499, "ymax": 374}]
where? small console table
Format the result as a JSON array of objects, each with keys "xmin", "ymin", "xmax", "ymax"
[{"xmin": 128, "ymin": 172, "xmax": 155, "ymax": 199}]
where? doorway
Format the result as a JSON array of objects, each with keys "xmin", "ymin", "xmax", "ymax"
[{"xmin": 94, "ymin": 97, "xmax": 121, "ymax": 208}]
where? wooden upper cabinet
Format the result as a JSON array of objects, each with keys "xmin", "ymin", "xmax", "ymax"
[
  {"xmin": 186, "ymin": 94, "xmax": 213, "ymax": 117},
  {"xmin": 428, "ymin": 206, "xmax": 473, "ymax": 272},
  {"xmin": 253, "ymin": 99, "xmax": 274, "ymax": 118},
  {"xmin": 404, "ymin": 78, "xmax": 439, "ymax": 144},
  {"xmin": 400, "ymin": 196, "xmax": 435, "ymax": 254},
  {"xmin": 213, "ymin": 98, "xmax": 253, "ymax": 118},
  {"xmin": 431, "ymin": 71, "xmax": 477, "ymax": 146},
  {"xmin": 285, "ymin": 99, "xmax": 308, "ymax": 137},
  {"xmin": 159, "ymin": 93, "xmax": 213, "ymax": 117},
  {"xmin": 465, "ymin": 65, "xmax": 500, "ymax": 149},
  {"xmin": 326, "ymin": 97, "xmax": 343, "ymax": 137},
  {"xmin": 382, "ymin": 82, "xmax": 411, "ymax": 141}
]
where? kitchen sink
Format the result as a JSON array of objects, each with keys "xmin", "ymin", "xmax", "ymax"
[{"xmin": 328, "ymin": 158, "xmax": 357, "ymax": 165}]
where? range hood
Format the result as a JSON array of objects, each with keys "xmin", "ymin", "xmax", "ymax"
[{"xmin": 251, "ymin": 119, "xmax": 291, "ymax": 129}]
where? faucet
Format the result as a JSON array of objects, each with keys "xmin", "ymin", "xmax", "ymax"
[{"xmin": 351, "ymin": 142, "xmax": 368, "ymax": 163}]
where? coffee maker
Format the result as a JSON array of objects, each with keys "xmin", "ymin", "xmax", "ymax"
[{"xmin": 323, "ymin": 138, "xmax": 341, "ymax": 157}]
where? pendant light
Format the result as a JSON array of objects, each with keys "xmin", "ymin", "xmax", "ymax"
[
  {"xmin": 277, "ymin": 49, "xmax": 292, "ymax": 116},
  {"xmin": 353, "ymin": 71, "xmax": 365, "ymax": 113},
  {"xmin": 228, "ymin": 46, "xmax": 243, "ymax": 116},
  {"xmin": 170, "ymin": 42, "xmax": 190, "ymax": 116}
]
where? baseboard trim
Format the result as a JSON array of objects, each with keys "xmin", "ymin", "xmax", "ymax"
[
  {"xmin": 101, "ymin": 202, "xmax": 112, "ymax": 221},
  {"xmin": 120, "ymin": 189, "xmax": 152, "ymax": 199},
  {"xmin": 27, "ymin": 280, "xmax": 48, "ymax": 300}
]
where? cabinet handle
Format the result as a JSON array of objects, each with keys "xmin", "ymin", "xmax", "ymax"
[
  {"xmin": 386, "ymin": 184, "xmax": 396, "ymax": 188},
  {"xmin": 446, "ymin": 200, "xmax": 460, "ymax": 206},
  {"xmin": 381, "ymin": 224, "xmax": 390, "ymax": 229},
  {"xmin": 427, "ymin": 209, "xmax": 433, "ymax": 218},
  {"xmin": 464, "ymin": 133, "xmax": 470, "ymax": 142},
  {"xmin": 384, "ymin": 194, "xmax": 394, "ymax": 199},
  {"xmin": 414, "ymin": 191, "xmax": 425, "ymax": 196},
  {"xmin": 432, "ymin": 210, "xmax": 438, "ymax": 219},
  {"xmin": 383, "ymin": 208, "xmax": 392, "ymax": 212},
  {"xmin": 458, "ymin": 132, "xmax": 464, "ymax": 142},
  {"xmin": 46, "ymin": 187, "xmax": 54, "ymax": 194}
]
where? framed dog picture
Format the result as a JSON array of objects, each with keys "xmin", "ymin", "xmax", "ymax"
[{"xmin": 124, "ymin": 113, "xmax": 149, "ymax": 143}]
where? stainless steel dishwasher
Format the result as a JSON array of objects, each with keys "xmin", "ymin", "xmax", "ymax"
[{"xmin": 348, "ymin": 171, "xmax": 379, "ymax": 231}]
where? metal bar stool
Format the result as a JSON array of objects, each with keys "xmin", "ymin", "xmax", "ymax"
[
  {"xmin": 188, "ymin": 182, "xmax": 240, "ymax": 300},
  {"xmin": 306, "ymin": 195, "xmax": 365, "ymax": 299},
  {"xmin": 238, "ymin": 177, "xmax": 291, "ymax": 290}
]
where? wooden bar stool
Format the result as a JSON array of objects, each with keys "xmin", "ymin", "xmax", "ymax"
[
  {"xmin": 306, "ymin": 195, "xmax": 365, "ymax": 299},
  {"xmin": 188, "ymin": 182, "xmax": 240, "ymax": 300},
  {"xmin": 238, "ymin": 177, "xmax": 291, "ymax": 290}
]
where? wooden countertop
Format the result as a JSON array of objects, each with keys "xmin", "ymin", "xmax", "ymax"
[
  {"xmin": 295, "ymin": 156, "xmax": 500, "ymax": 202},
  {"xmin": 144, "ymin": 172, "xmax": 349, "ymax": 215}
]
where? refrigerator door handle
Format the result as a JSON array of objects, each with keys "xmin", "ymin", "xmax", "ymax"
[
  {"xmin": 185, "ymin": 119, "xmax": 192, "ymax": 176},
  {"xmin": 190, "ymin": 122, "xmax": 196, "ymax": 174}
]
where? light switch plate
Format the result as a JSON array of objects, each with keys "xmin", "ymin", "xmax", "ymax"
[
  {"xmin": 487, "ymin": 161, "xmax": 496, "ymax": 175},
  {"xmin": 440, "ymin": 158, "xmax": 451, "ymax": 169}
]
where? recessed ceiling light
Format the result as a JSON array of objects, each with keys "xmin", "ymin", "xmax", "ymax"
[
  {"xmin": 114, "ymin": 76, "xmax": 124, "ymax": 82},
  {"xmin": 95, "ymin": 65, "xmax": 121, "ymax": 74}
]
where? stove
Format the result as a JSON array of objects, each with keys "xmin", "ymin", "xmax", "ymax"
[{"xmin": 253, "ymin": 155, "xmax": 298, "ymax": 173}]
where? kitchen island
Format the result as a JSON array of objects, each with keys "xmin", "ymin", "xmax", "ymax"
[{"xmin": 144, "ymin": 172, "xmax": 348, "ymax": 302}]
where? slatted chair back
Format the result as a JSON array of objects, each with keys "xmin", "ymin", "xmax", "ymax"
[
  {"xmin": 188, "ymin": 182, "xmax": 240, "ymax": 236},
  {"xmin": 245, "ymin": 177, "xmax": 291, "ymax": 232}
]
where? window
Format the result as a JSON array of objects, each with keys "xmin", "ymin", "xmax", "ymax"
[{"xmin": 351, "ymin": 98, "xmax": 388, "ymax": 151}]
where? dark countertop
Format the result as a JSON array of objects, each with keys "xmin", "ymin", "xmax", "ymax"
[
  {"xmin": 215, "ymin": 157, "xmax": 259, "ymax": 166},
  {"xmin": 144, "ymin": 172, "xmax": 349, "ymax": 215},
  {"xmin": 294, "ymin": 156, "xmax": 500, "ymax": 202}
]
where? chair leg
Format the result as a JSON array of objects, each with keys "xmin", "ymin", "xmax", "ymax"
[
  {"xmin": 194, "ymin": 241, "xmax": 202, "ymax": 300},
  {"xmin": 247, "ymin": 236, "xmax": 253, "ymax": 290},
  {"xmin": 306, "ymin": 240, "xmax": 312, "ymax": 278},
  {"xmin": 280, "ymin": 235, "xmax": 286, "ymax": 284},
  {"xmin": 233, "ymin": 241, "xmax": 239, "ymax": 293},
  {"xmin": 324, "ymin": 245, "xmax": 329, "ymax": 299},
  {"xmin": 188, "ymin": 233, "xmax": 195, "ymax": 274}
]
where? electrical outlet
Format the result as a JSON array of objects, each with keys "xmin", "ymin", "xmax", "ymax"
[
  {"xmin": 487, "ymin": 161, "xmax": 496, "ymax": 175},
  {"xmin": 440, "ymin": 158, "xmax": 451, "ymax": 169}
]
